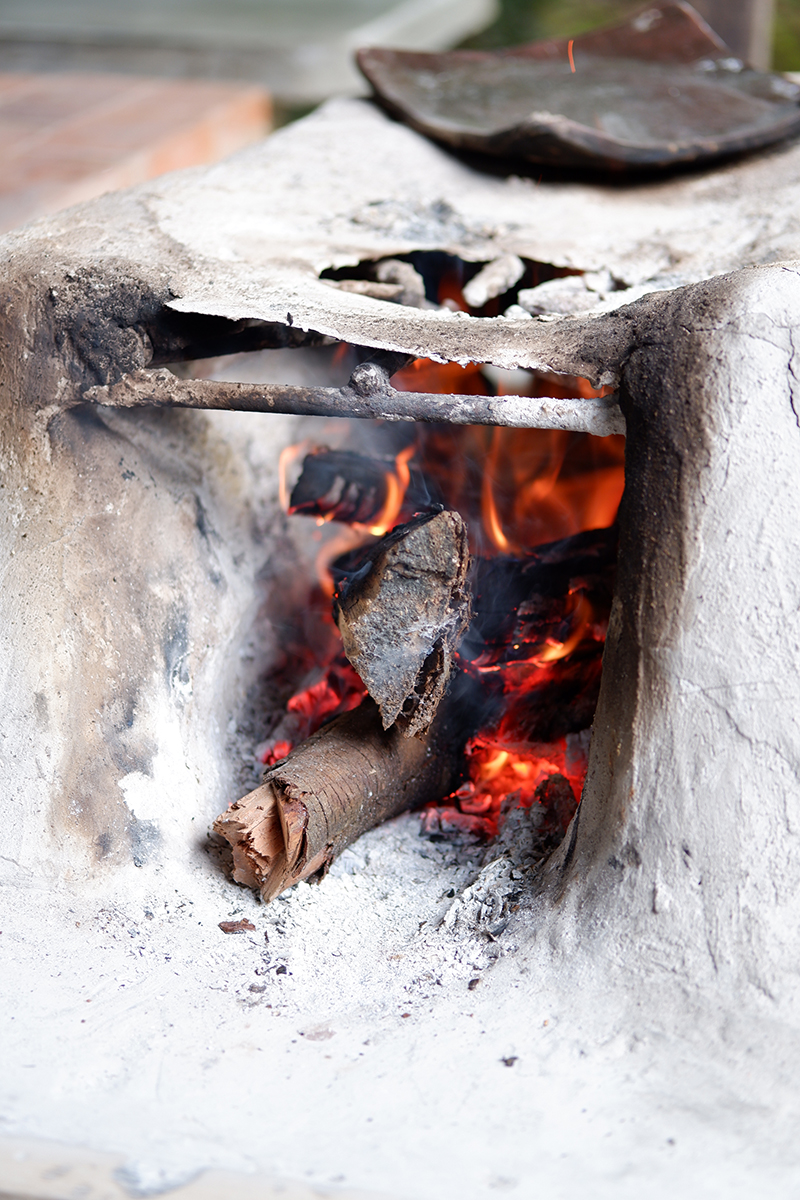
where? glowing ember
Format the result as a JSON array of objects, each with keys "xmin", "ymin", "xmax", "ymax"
[
  {"xmin": 368, "ymin": 444, "xmax": 416, "ymax": 537},
  {"xmin": 260, "ymin": 654, "xmax": 367, "ymax": 765}
]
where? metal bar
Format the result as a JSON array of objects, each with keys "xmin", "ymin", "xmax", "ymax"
[{"xmin": 83, "ymin": 367, "xmax": 626, "ymax": 436}]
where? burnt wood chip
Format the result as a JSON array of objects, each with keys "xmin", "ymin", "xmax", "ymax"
[
  {"xmin": 334, "ymin": 509, "xmax": 471, "ymax": 737},
  {"xmin": 289, "ymin": 448, "xmax": 392, "ymax": 526},
  {"xmin": 218, "ymin": 918, "xmax": 256, "ymax": 934}
]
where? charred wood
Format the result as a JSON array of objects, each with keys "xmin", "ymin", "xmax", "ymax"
[
  {"xmin": 289, "ymin": 448, "xmax": 394, "ymax": 525},
  {"xmin": 463, "ymin": 526, "xmax": 617, "ymax": 662},
  {"xmin": 461, "ymin": 526, "xmax": 617, "ymax": 744},
  {"xmin": 214, "ymin": 695, "xmax": 467, "ymax": 902},
  {"xmin": 334, "ymin": 509, "xmax": 471, "ymax": 736}
]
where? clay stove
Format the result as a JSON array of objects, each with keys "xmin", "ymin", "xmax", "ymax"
[{"xmin": 3, "ymin": 90, "xmax": 800, "ymax": 1200}]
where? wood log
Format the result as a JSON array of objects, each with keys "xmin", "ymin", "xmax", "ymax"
[
  {"xmin": 334, "ymin": 509, "xmax": 471, "ymax": 736},
  {"xmin": 463, "ymin": 525, "xmax": 617, "ymax": 663},
  {"xmin": 214, "ymin": 695, "xmax": 466, "ymax": 902}
]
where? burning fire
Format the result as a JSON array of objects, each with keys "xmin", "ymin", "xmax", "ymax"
[
  {"xmin": 266, "ymin": 351, "xmax": 624, "ymax": 848},
  {"xmin": 368, "ymin": 443, "xmax": 415, "ymax": 536},
  {"xmin": 280, "ymin": 440, "xmax": 418, "ymax": 592}
]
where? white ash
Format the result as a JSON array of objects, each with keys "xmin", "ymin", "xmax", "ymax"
[{"xmin": 462, "ymin": 254, "xmax": 525, "ymax": 308}]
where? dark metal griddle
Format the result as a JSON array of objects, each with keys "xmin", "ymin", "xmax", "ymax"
[{"xmin": 357, "ymin": 2, "xmax": 800, "ymax": 171}]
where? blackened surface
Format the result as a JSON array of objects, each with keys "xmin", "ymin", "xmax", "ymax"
[{"xmin": 290, "ymin": 449, "xmax": 392, "ymax": 525}]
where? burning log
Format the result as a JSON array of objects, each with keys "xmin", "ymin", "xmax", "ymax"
[
  {"xmin": 463, "ymin": 525, "xmax": 617, "ymax": 745},
  {"xmin": 333, "ymin": 509, "xmax": 471, "ymax": 735},
  {"xmin": 214, "ymin": 695, "xmax": 466, "ymax": 902}
]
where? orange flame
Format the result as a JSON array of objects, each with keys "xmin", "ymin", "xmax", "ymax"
[
  {"xmin": 530, "ymin": 591, "xmax": 592, "ymax": 666},
  {"xmin": 481, "ymin": 427, "xmax": 519, "ymax": 554},
  {"xmin": 284, "ymin": 441, "xmax": 417, "ymax": 594},
  {"xmin": 365, "ymin": 444, "xmax": 415, "ymax": 537},
  {"xmin": 278, "ymin": 441, "xmax": 309, "ymax": 512},
  {"xmin": 476, "ymin": 749, "xmax": 509, "ymax": 781},
  {"xmin": 314, "ymin": 526, "xmax": 367, "ymax": 596}
]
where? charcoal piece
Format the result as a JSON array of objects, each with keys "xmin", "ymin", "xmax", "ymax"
[
  {"xmin": 535, "ymin": 772, "xmax": 579, "ymax": 833},
  {"xmin": 328, "ymin": 279, "xmax": 408, "ymax": 303},
  {"xmin": 334, "ymin": 509, "xmax": 471, "ymax": 736},
  {"xmin": 289, "ymin": 448, "xmax": 392, "ymax": 525},
  {"xmin": 374, "ymin": 258, "xmax": 427, "ymax": 308},
  {"xmin": 321, "ymin": 259, "xmax": 427, "ymax": 309},
  {"xmin": 213, "ymin": 697, "xmax": 465, "ymax": 902}
]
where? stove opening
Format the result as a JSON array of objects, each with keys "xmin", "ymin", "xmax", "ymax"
[
  {"xmin": 152, "ymin": 249, "xmax": 627, "ymax": 900},
  {"xmin": 318, "ymin": 250, "xmax": 629, "ymax": 319},
  {"xmin": 281, "ymin": 383, "xmax": 619, "ymax": 800},
  {"xmin": 206, "ymin": 331, "xmax": 624, "ymax": 897}
]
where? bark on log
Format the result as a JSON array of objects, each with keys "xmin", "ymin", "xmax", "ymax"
[
  {"xmin": 334, "ymin": 509, "xmax": 471, "ymax": 735},
  {"xmin": 214, "ymin": 696, "xmax": 465, "ymax": 902}
]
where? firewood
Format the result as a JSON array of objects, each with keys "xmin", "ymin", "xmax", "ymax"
[
  {"xmin": 334, "ymin": 509, "xmax": 471, "ymax": 736},
  {"xmin": 464, "ymin": 525, "xmax": 617, "ymax": 661},
  {"xmin": 214, "ymin": 695, "xmax": 466, "ymax": 902}
]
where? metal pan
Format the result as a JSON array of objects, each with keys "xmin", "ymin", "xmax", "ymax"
[{"xmin": 357, "ymin": 3, "xmax": 800, "ymax": 171}]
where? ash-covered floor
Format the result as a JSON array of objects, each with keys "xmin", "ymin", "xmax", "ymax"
[{"xmin": 4, "ymin": 808, "xmax": 800, "ymax": 1200}]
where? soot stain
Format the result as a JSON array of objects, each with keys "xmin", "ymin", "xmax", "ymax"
[
  {"xmin": 195, "ymin": 493, "xmax": 212, "ymax": 541},
  {"xmin": 34, "ymin": 691, "xmax": 49, "ymax": 728},
  {"xmin": 95, "ymin": 830, "xmax": 113, "ymax": 859},
  {"xmin": 129, "ymin": 817, "xmax": 160, "ymax": 868},
  {"xmin": 163, "ymin": 611, "xmax": 190, "ymax": 694},
  {"xmin": 101, "ymin": 692, "xmax": 155, "ymax": 778}
]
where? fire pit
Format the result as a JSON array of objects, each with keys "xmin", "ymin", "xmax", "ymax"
[{"xmin": 3, "ymin": 73, "xmax": 800, "ymax": 1199}]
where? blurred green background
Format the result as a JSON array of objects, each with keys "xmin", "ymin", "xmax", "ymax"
[{"xmin": 462, "ymin": 0, "xmax": 800, "ymax": 70}]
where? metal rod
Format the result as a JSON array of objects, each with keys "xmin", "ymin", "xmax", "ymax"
[{"xmin": 83, "ymin": 367, "xmax": 626, "ymax": 436}]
